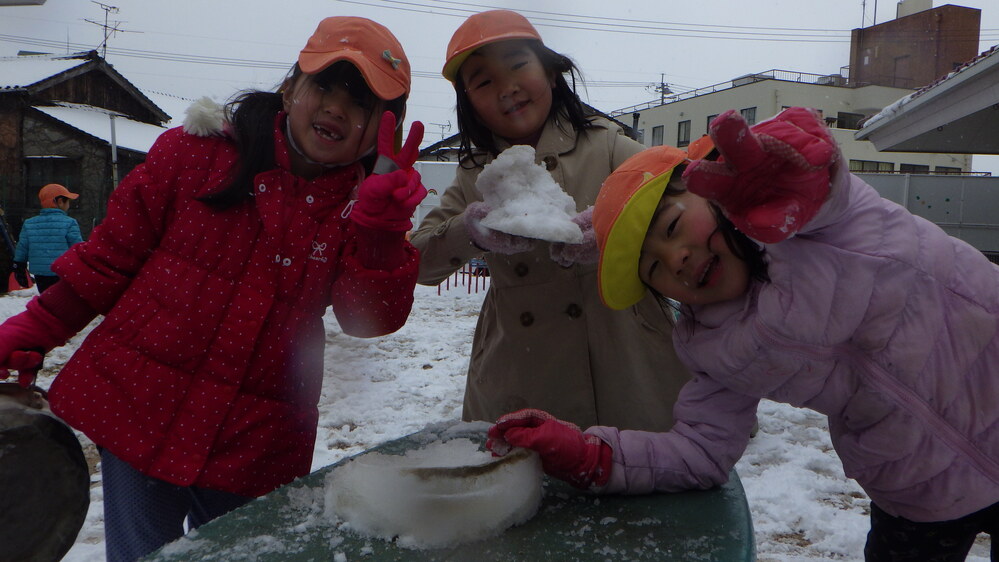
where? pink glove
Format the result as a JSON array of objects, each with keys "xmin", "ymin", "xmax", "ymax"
[
  {"xmin": 372, "ymin": 110, "xmax": 424, "ymax": 173},
  {"xmin": 351, "ymin": 111, "xmax": 428, "ymax": 232},
  {"xmin": 487, "ymin": 408, "xmax": 613, "ymax": 489},
  {"xmin": 0, "ymin": 299, "xmax": 74, "ymax": 387},
  {"xmin": 682, "ymin": 107, "xmax": 838, "ymax": 243},
  {"xmin": 549, "ymin": 207, "xmax": 597, "ymax": 267},
  {"xmin": 464, "ymin": 202, "xmax": 535, "ymax": 254}
]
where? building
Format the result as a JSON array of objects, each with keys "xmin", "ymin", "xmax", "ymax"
[
  {"xmin": 611, "ymin": 70, "xmax": 972, "ymax": 175},
  {"xmin": 0, "ymin": 50, "xmax": 169, "ymax": 245},
  {"xmin": 607, "ymin": 2, "xmax": 983, "ymax": 176},
  {"xmin": 850, "ymin": 1, "xmax": 980, "ymax": 89},
  {"xmin": 855, "ymin": 44, "xmax": 999, "ymax": 154}
]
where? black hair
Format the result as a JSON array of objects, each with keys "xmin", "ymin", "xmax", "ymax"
[
  {"xmin": 198, "ymin": 61, "xmax": 407, "ymax": 209},
  {"xmin": 453, "ymin": 40, "xmax": 594, "ymax": 168},
  {"xmin": 647, "ymin": 170, "xmax": 770, "ymax": 322}
]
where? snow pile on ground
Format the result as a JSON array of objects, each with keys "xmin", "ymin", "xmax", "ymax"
[
  {"xmin": 0, "ymin": 282, "xmax": 989, "ymax": 561},
  {"xmin": 475, "ymin": 145, "xmax": 583, "ymax": 243}
]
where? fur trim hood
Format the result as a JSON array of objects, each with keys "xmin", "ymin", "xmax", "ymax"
[{"xmin": 182, "ymin": 97, "xmax": 227, "ymax": 137}]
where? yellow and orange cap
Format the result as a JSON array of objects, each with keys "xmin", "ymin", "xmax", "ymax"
[{"xmin": 594, "ymin": 136, "xmax": 714, "ymax": 310}]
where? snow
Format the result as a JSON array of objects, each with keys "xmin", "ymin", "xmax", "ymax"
[
  {"xmin": 0, "ymin": 53, "xmax": 88, "ymax": 90},
  {"xmin": 33, "ymin": 102, "xmax": 168, "ymax": 154},
  {"xmin": 0, "ymin": 281, "xmax": 990, "ymax": 561},
  {"xmin": 475, "ymin": 145, "xmax": 583, "ymax": 243},
  {"xmin": 326, "ymin": 435, "xmax": 543, "ymax": 549}
]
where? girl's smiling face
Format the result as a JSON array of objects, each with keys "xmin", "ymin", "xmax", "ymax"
[
  {"xmin": 282, "ymin": 65, "xmax": 384, "ymax": 178},
  {"xmin": 639, "ymin": 188, "xmax": 750, "ymax": 306},
  {"xmin": 459, "ymin": 40, "xmax": 554, "ymax": 146}
]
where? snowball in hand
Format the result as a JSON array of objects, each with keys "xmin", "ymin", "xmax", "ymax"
[
  {"xmin": 475, "ymin": 145, "xmax": 584, "ymax": 244},
  {"xmin": 325, "ymin": 438, "xmax": 543, "ymax": 549}
]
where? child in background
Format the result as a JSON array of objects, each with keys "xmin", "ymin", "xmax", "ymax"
[
  {"xmin": 410, "ymin": 9, "xmax": 692, "ymax": 433},
  {"xmin": 12, "ymin": 183, "xmax": 84, "ymax": 292},
  {"xmin": 486, "ymin": 107, "xmax": 999, "ymax": 560},
  {"xmin": 0, "ymin": 16, "xmax": 426, "ymax": 561}
]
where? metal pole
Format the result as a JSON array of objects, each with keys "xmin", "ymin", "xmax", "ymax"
[{"xmin": 109, "ymin": 113, "xmax": 119, "ymax": 188}]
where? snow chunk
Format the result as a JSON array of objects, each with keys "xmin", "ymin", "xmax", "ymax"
[
  {"xmin": 325, "ymin": 438, "xmax": 543, "ymax": 549},
  {"xmin": 475, "ymin": 145, "xmax": 583, "ymax": 243}
]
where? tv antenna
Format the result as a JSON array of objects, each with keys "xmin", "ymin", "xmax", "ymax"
[
  {"xmin": 84, "ymin": 2, "xmax": 140, "ymax": 58},
  {"xmin": 428, "ymin": 121, "xmax": 452, "ymax": 141}
]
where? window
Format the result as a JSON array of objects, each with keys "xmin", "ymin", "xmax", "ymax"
[
  {"xmin": 934, "ymin": 166, "xmax": 962, "ymax": 175},
  {"xmin": 837, "ymin": 112, "xmax": 864, "ymax": 130},
  {"xmin": 24, "ymin": 156, "xmax": 77, "ymax": 208},
  {"xmin": 677, "ymin": 120, "xmax": 691, "ymax": 147},
  {"xmin": 706, "ymin": 114, "xmax": 718, "ymax": 133},
  {"xmin": 651, "ymin": 125, "xmax": 664, "ymax": 146},
  {"xmin": 899, "ymin": 163, "xmax": 930, "ymax": 174},
  {"xmin": 849, "ymin": 160, "xmax": 894, "ymax": 173},
  {"xmin": 740, "ymin": 107, "xmax": 757, "ymax": 125}
]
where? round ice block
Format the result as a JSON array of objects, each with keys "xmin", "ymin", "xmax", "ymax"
[{"xmin": 326, "ymin": 438, "xmax": 543, "ymax": 549}]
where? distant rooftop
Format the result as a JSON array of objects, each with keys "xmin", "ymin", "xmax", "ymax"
[{"xmin": 608, "ymin": 69, "xmax": 852, "ymax": 117}]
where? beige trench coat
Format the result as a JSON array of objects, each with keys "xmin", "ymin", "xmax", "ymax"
[{"xmin": 410, "ymin": 117, "xmax": 690, "ymax": 431}]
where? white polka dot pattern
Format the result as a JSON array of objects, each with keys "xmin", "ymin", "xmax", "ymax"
[{"xmin": 47, "ymin": 120, "xmax": 419, "ymax": 498}]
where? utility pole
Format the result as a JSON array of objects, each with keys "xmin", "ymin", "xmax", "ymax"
[{"xmin": 655, "ymin": 74, "xmax": 672, "ymax": 105}]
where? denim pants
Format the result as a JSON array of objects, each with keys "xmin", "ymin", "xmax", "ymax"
[
  {"xmin": 100, "ymin": 448, "xmax": 253, "ymax": 562},
  {"xmin": 865, "ymin": 500, "xmax": 998, "ymax": 561}
]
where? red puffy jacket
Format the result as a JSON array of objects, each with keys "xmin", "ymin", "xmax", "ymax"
[{"xmin": 49, "ymin": 117, "xmax": 418, "ymax": 497}]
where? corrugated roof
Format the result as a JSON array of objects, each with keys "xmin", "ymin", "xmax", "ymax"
[
  {"xmin": 32, "ymin": 102, "xmax": 168, "ymax": 153},
  {"xmin": 0, "ymin": 53, "xmax": 90, "ymax": 90}
]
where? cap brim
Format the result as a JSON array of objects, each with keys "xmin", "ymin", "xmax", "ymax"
[
  {"xmin": 299, "ymin": 51, "xmax": 408, "ymax": 100},
  {"xmin": 597, "ymin": 169, "xmax": 674, "ymax": 310},
  {"xmin": 442, "ymin": 34, "xmax": 542, "ymax": 82}
]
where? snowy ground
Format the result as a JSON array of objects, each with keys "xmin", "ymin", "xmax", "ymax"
[{"xmin": 1, "ymin": 276, "xmax": 990, "ymax": 561}]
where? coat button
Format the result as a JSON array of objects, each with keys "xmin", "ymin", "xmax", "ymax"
[
  {"xmin": 514, "ymin": 263, "xmax": 529, "ymax": 277},
  {"xmin": 566, "ymin": 303, "xmax": 582, "ymax": 319},
  {"xmin": 520, "ymin": 312, "xmax": 534, "ymax": 327},
  {"xmin": 542, "ymin": 156, "xmax": 558, "ymax": 171}
]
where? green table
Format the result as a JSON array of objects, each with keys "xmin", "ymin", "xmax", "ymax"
[{"xmin": 146, "ymin": 424, "xmax": 755, "ymax": 561}]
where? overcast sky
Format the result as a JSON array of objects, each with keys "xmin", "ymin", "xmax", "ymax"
[{"xmin": 2, "ymin": 0, "xmax": 998, "ymax": 169}]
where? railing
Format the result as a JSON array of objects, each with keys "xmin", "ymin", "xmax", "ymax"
[
  {"xmin": 609, "ymin": 69, "xmax": 848, "ymax": 117},
  {"xmin": 438, "ymin": 260, "xmax": 490, "ymax": 295}
]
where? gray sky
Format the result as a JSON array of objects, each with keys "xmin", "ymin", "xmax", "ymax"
[{"xmin": 2, "ymin": 0, "xmax": 998, "ymax": 169}]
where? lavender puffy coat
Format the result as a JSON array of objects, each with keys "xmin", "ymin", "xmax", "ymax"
[{"xmin": 588, "ymin": 163, "xmax": 999, "ymax": 522}]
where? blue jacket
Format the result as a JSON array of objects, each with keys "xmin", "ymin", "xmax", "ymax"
[{"xmin": 13, "ymin": 208, "xmax": 83, "ymax": 276}]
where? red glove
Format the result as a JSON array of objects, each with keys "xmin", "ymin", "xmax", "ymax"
[
  {"xmin": 464, "ymin": 202, "xmax": 535, "ymax": 254},
  {"xmin": 351, "ymin": 111, "xmax": 428, "ymax": 232},
  {"xmin": 0, "ymin": 299, "xmax": 74, "ymax": 387},
  {"xmin": 682, "ymin": 107, "xmax": 838, "ymax": 243},
  {"xmin": 549, "ymin": 207, "xmax": 597, "ymax": 267},
  {"xmin": 487, "ymin": 408, "xmax": 613, "ymax": 489}
]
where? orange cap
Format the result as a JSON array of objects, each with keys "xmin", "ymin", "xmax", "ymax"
[
  {"xmin": 38, "ymin": 183, "xmax": 79, "ymax": 209},
  {"xmin": 593, "ymin": 141, "xmax": 713, "ymax": 310},
  {"xmin": 442, "ymin": 10, "xmax": 542, "ymax": 82},
  {"xmin": 298, "ymin": 16, "xmax": 410, "ymax": 100}
]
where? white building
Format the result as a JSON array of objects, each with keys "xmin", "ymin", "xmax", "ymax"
[{"xmin": 611, "ymin": 70, "xmax": 973, "ymax": 175}]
